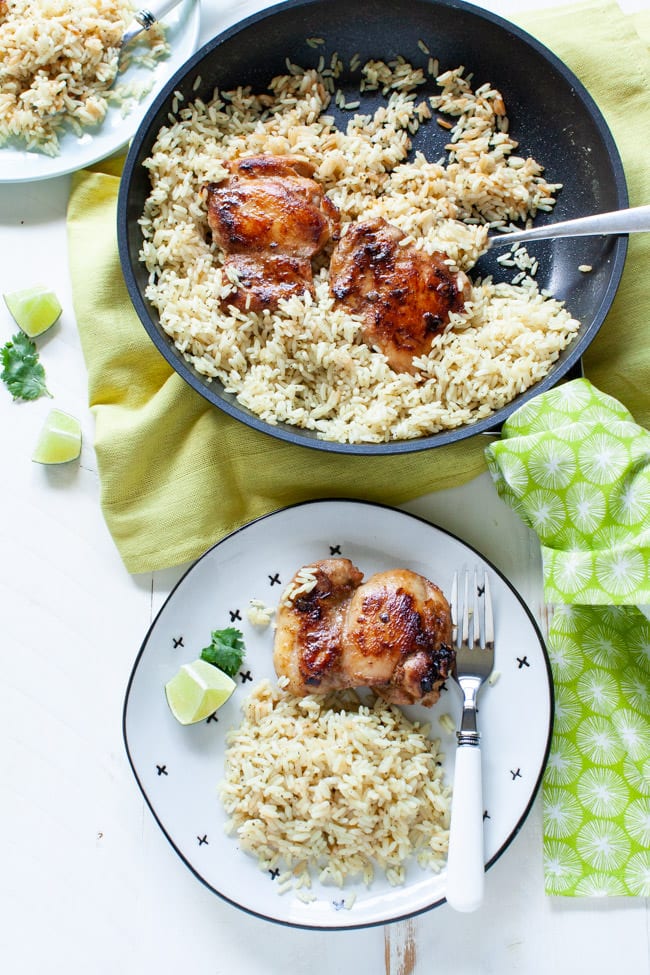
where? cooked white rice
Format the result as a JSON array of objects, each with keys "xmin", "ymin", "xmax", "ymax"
[
  {"xmin": 0, "ymin": 0, "xmax": 168, "ymax": 154},
  {"xmin": 140, "ymin": 56, "xmax": 581, "ymax": 443},
  {"xmin": 220, "ymin": 679, "xmax": 450, "ymax": 889}
]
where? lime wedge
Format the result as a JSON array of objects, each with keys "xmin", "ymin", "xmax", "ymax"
[
  {"xmin": 4, "ymin": 286, "xmax": 62, "ymax": 337},
  {"xmin": 32, "ymin": 409, "xmax": 82, "ymax": 464},
  {"xmin": 165, "ymin": 659, "xmax": 236, "ymax": 725}
]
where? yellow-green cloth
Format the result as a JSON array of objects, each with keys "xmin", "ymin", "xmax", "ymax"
[
  {"xmin": 485, "ymin": 379, "xmax": 650, "ymax": 896},
  {"xmin": 66, "ymin": 0, "xmax": 650, "ymax": 574}
]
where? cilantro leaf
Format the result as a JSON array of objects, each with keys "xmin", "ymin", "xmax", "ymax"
[
  {"xmin": 200, "ymin": 627, "xmax": 246, "ymax": 677},
  {"xmin": 1, "ymin": 332, "xmax": 51, "ymax": 401}
]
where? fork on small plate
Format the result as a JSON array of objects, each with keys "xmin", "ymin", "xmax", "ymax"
[{"xmin": 445, "ymin": 568, "xmax": 495, "ymax": 913}]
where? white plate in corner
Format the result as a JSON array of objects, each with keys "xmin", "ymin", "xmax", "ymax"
[
  {"xmin": 123, "ymin": 499, "xmax": 552, "ymax": 929},
  {"xmin": 0, "ymin": 0, "xmax": 201, "ymax": 183}
]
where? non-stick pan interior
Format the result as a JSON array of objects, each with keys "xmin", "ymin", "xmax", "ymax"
[{"xmin": 118, "ymin": 0, "xmax": 627, "ymax": 454}]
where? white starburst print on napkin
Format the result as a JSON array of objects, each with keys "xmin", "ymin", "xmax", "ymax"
[{"xmin": 485, "ymin": 378, "xmax": 650, "ymax": 895}]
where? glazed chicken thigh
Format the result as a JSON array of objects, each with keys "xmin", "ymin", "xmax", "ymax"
[
  {"xmin": 329, "ymin": 217, "xmax": 471, "ymax": 374},
  {"xmin": 274, "ymin": 558, "xmax": 454, "ymax": 706},
  {"xmin": 343, "ymin": 568, "xmax": 454, "ymax": 706},
  {"xmin": 204, "ymin": 154, "xmax": 340, "ymax": 312},
  {"xmin": 273, "ymin": 559, "xmax": 364, "ymax": 695}
]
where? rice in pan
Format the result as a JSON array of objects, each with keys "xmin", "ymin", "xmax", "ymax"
[
  {"xmin": 0, "ymin": 0, "xmax": 168, "ymax": 155},
  {"xmin": 139, "ymin": 55, "xmax": 580, "ymax": 444},
  {"xmin": 219, "ymin": 679, "xmax": 450, "ymax": 890}
]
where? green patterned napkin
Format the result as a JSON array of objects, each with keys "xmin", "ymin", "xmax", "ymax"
[
  {"xmin": 487, "ymin": 379, "xmax": 650, "ymax": 604},
  {"xmin": 486, "ymin": 378, "xmax": 650, "ymax": 896}
]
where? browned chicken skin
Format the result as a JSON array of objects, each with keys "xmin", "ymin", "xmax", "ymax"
[
  {"xmin": 273, "ymin": 558, "xmax": 454, "ymax": 706},
  {"xmin": 204, "ymin": 154, "xmax": 340, "ymax": 312},
  {"xmin": 329, "ymin": 217, "xmax": 471, "ymax": 374},
  {"xmin": 273, "ymin": 558, "xmax": 364, "ymax": 695},
  {"xmin": 343, "ymin": 569, "xmax": 454, "ymax": 706}
]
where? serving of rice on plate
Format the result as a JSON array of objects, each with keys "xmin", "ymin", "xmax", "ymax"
[
  {"xmin": 0, "ymin": 0, "xmax": 168, "ymax": 155},
  {"xmin": 220, "ymin": 679, "xmax": 450, "ymax": 893},
  {"xmin": 138, "ymin": 54, "xmax": 581, "ymax": 444}
]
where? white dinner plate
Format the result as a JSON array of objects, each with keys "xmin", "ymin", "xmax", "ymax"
[
  {"xmin": 123, "ymin": 500, "xmax": 552, "ymax": 929},
  {"xmin": 0, "ymin": 0, "xmax": 200, "ymax": 183}
]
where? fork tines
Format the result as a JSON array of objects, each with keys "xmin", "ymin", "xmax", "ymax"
[{"xmin": 451, "ymin": 568, "xmax": 494, "ymax": 651}]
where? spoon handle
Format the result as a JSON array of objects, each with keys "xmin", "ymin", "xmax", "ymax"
[{"xmin": 489, "ymin": 204, "xmax": 650, "ymax": 247}]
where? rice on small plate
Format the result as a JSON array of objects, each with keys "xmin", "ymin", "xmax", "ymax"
[
  {"xmin": 138, "ymin": 54, "xmax": 581, "ymax": 445},
  {"xmin": 220, "ymin": 679, "xmax": 450, "ymax": 892},
  {"xmin": 0, "ymin": 0, "xmax": 169, "ymax": 155}
]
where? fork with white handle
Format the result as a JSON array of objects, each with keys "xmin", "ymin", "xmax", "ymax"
[{"xmin": 445, "ymin": 569, "xmax": 495, "ymax": 913}]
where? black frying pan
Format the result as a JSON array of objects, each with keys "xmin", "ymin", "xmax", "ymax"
[{"xmin": 117, "ymin": 0, "xmax": 628, "ymax": 454}]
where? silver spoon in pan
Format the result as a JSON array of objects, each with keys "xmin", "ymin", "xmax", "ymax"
[
  {"xmin": 489, "ymin": 203, "xmax": 650, "ymax": 247},
  {"xmin": 122, "ymin": 0, "xmax": 183, "ymax": 46}
]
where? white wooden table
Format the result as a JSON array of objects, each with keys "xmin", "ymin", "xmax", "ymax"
[{"xmin": 2, "ymin": 2, "xmax": 648, "ymax": 972}]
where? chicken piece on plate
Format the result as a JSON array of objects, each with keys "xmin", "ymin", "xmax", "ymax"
[
  {"xmin": 273, "ymin": 558, "xmax": 364, "ymax": 695},
  {"xmin": 273, "ymin": 558, "xmax": 454, "ymax": 706},
  {"xmin": 329, "ymin": 217, "xmax": 471, "ymax": 374},
  {"xmin": 204, "ymin": 154, "xmax": 340, "ymax": 312},
  {"xmin": 342, "ymin": 568, "xmax": 454, "ymax": 706}
]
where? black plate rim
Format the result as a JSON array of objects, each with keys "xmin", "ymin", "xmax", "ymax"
[{"xmin": 117, "ymin": 0, "xmax": 629, "ymax": 455}]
